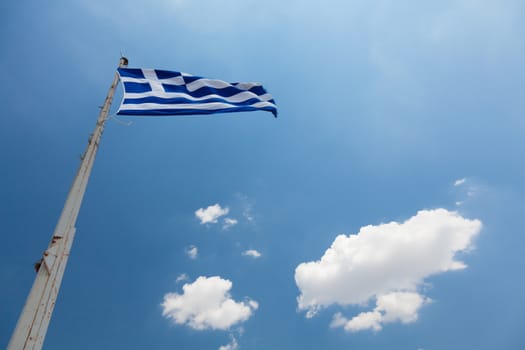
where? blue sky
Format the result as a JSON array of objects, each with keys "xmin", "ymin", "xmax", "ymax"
[{"xmin": 1, "ymin": 1, "xmax": 525, "ymax": 349}]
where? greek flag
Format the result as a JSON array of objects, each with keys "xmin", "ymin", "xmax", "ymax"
[{"xmin": 117, "ymin": 68, "xmax": 277, "ymax": 117}]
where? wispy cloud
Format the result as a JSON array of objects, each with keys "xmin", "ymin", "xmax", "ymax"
[
  {"xmin": 454, "ymin": 178, "xmax": 467, "ymax": 186},
  {"xmin": 218, "ymin": 335, "xmax": 238, "ymax": 350},
  {"xmin": 185, "ymin": 245, "xmax": 198, "ymax": 260},
  {"xmin": 176, "ymin": 273, "xmax": 189, "ymax": 283},
  {"xmin": 236, "ymin": 193, "xmax": 255, "ymax": 223},
  {"xmin": 223, "ymin": 217, "xmax": 238, "ymax": 230},
  {"xmin": 242, "ymin": 250, "xmax": 262, "ymax": 259},
  {"xmin": 195, "ymin": 204, "xmax": 229, "ymax": 225},
  {"xmin": 454, "ymin": 178, "xmax": 482, "ymax": 206},
  {"xmin": 295, "ymin": 209, "xmax": 482, "ymax": 330},
  {"xmin": 162, "ymin": 276, "xmax": 258, "ymax": 330},
  {"xmin": 467, "ymin": 189, "xmax": 477, "ymax": 197}
]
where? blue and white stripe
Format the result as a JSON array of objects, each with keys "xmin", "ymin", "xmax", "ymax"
[{"xmin": 117, "ymin": 68, "xmax": 277, "ymax": 117}]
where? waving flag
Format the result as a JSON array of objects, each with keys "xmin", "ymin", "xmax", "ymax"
[{"xmin": 117, "ymin": 68, "xmax": 277, "ymax": 117}]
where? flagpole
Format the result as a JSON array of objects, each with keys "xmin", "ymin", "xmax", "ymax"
[{"xmin": 7, "ymin": 56, "xmax": 128, "ymax": 350}]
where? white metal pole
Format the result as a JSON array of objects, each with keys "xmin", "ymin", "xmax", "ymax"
[{"xmin": 7, "ymin": 57, "xmax": 129, "ymax": 350}]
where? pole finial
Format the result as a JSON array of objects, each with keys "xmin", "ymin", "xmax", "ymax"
[{"xmin": 120, "ymin": 56, "xmax": 129, "ymax": 67}]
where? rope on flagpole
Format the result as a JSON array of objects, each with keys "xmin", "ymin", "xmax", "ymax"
[{"xmin": 108, "ymin": 113, "xmax": 134, "ymax": 126}]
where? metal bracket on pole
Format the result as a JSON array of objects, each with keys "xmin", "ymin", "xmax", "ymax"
[{"xmin": 7, "ymin": 57, "xmax": 128, "ymax": 350}]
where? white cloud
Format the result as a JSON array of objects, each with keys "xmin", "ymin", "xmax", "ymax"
[
  {"xmin": 331, "ymin": 292, "xmax": 431, "ymax": 332},
  {"xmin": 295, "ymin": 209, "xmax": 482, "ymax": 331},
  {"xmin": 218, "ymin": 335, "xmax": 238, "ymax": 350},
  {"xmin": 185, "ymin": 245, "xmax": 198, "ymax": 260},
  {"xmin": 162, "ymin": 276, "xmax": 258, "ymax": 330},
  {"xmin": 454, "ymin": 178, "xmax": 467, "ymax": 186},
  {"xmin": 243, "ymin": 208, "xmax": 254, "ymax": 222},
  {"xmin": 467, "ymin": 189, "xmax": 477, "ymax": 197},
  {"xmin": 236, "ymin": 193, "xmax": 255, "ymax": 222},
  {"xmin": 176, "ymin": 273, "xmax": 189, "ymax": 283},
  {"xmin": 332, "ymin": 310, "xmax": 382, "ymax": 332},
  {"xmin": 242, "ymin": 250, "xmax": 262, "ymax": 258},
  {"xmin": 195, "ymin": 204, "xmax": 229, "ymax": 224},
  {"xmin": 223, "ymin": 217, "xmax": 238, "ymax": 230}
]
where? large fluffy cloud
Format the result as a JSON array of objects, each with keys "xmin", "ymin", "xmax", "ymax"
[
  {"xmin": 295, "ymin": 209, "xmax": 482, "ymax": 330},
  {"xmin": 195, "ymin": 204, "xmax": 229, "ymax": 224},
  {"xmin": 162, "ymin": 276, "xmax": 258, "ymax": 330}
]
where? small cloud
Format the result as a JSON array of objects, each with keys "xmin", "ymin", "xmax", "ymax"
[
  {"xmin": 162, "ymin": 276, "xmax": 258, "ymax": 330},
  {"xmin": 331, "ymin": 292, "xmax": 431, "ymax": 332},
  {"xmin": 176, "ymin": 273, "xmax": 189, "ymax": 283},
  {"xmin": 305, "ymin": 307, "xmax": 320, "ymax": 319},
  {"xmin": 223, "ymin": 217, "xmax": 238, "ymax": 230},
  {"xmin": 195, "ymin": 204, "xmax": 229, "ymax": 224},
  {"xmin": 186, "ymin": 245, "xmax": 198, "ymax": 260},
  {"xmin": 454, "ymin": 178, "xmax": 467, "ymax": 186},
  {"xmin": 236, "ymin": 193, "xmax": 255, "ymax": 222},
  {"xmin": 243, "ymin": 210, "xmax": 254, "ymax": 222},
  {"xmin": 218, "ymin": 335, "xmax": 239, "ymax": 350},
  {"xmin": 454, "ymin": 178, "xmax": 484, "ymax": 206},
  {"xmin": 242, "ymin": 249, "xmax": 262, "ymax": 258}
]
